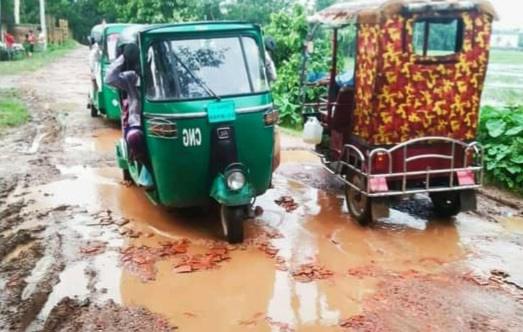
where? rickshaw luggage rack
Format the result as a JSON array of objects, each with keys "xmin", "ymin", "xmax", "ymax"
[{"xmin": 323, "ymin": 136, "xmax": 484, "ymax": 197}]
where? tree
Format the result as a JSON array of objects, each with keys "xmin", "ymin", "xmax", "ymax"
[{"xmin": 220, "ymin": 0, "xmax": 293, "ymax": 25}]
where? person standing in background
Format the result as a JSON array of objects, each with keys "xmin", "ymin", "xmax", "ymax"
[
  {"xmin": 23, "ymin": 34, "xmax": 30, "ymax": 57},
  {"xmin": 27, "ymin": 30, "xmax": 36, "ymax": 57},
  {"xmin": 4, "ymin": 32, "xmax": 15, "ymax": 60}
]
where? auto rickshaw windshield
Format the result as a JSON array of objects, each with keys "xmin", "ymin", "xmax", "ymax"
[
  {"xmin": 106, "ymin": 33, "xmax": 120, "ymax": 61},
  {"xmin": 145, "ymin": 35, "xmax": 269, "ymax": 101}
]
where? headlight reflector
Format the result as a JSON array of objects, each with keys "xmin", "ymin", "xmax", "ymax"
[{"xmin": 226, "ymin": 171, "xmax": 246, "ymax": 191}]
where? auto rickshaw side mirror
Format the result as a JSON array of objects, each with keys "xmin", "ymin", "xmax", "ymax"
[{"xmin": 264, "ymin": 36, "xmax": 276, "ymax": 53}]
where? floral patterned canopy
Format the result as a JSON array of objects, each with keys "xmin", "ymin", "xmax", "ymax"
[{"xmin": 308, "ymin": 0, "xmax": 498, "ymax": 27}]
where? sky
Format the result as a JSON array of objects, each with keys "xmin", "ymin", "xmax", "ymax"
[{"xmin": 491, "ymin": 0, "xmax": 523, "ymax": 28}]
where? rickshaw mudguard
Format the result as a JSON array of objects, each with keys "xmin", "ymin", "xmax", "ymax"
[
  {"xmin": 210, "ymin": 174, "xmax": 254, "ymax": 207},
  {"xmin": 103, "ymin": 86, "xmax": 122, "ymax": 120}
]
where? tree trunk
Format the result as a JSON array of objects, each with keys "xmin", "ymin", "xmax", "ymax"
[{"xmin": 39, "ymin": 0, "xmax": 47, "ymax": 51}]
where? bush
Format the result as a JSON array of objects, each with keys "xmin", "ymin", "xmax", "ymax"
[
  {"xmin": 264, "ymin": 5, "xmax": 331, "ymax": 128},
  {"xmin": 478, "ymin": 106, "xmax": 523, "ymax": 192}
]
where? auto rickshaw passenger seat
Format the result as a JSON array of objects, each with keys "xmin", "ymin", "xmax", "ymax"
[{"xmin": 330, "ymin": 86, "xmax": 354, "ymax": 130}]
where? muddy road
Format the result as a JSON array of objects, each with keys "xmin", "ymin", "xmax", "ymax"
[{"xmin": 1, "ymin": 46, "xmax": 523, "ymax": 331}]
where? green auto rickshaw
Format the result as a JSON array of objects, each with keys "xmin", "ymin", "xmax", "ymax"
[
  {"xmin": 114, "ymin": 22, "xmax": 279, "ymax": 243},
  {"xmin": 87, "ymin": 23, "xmax": 136, "ymax": 120}
]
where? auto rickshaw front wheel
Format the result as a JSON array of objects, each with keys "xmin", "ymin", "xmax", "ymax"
[
  {"xmin": 429, "ymin": 191, "xmax": 461, "ymax": 218},
  {"xmin": 345, "ymin": 174, "xmax": 372, "ymax": 226},
  {"xmin": 123, "ymin": 169, "xmax": 132, "ymax": 182},
  {"xmin": 220, "ymin": 205, "xmax": 246, "ymax": 244},
  {"xmin": 89, "ymin": 103, "xmax": 98, "ymax": 117}
]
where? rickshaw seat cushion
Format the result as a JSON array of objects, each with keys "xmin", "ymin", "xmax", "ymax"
[{"xmin": 330, "ymin": 87, "xmax": 354, "ymax": 130}]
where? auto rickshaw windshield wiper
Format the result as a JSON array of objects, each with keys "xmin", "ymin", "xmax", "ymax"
[{"xmin": 170, "ymin": 51, "xmax": 221, "ymax": 101}]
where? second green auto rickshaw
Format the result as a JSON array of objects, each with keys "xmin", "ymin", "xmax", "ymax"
[{"xmin": 88, "ymin": 23, "xmax": 135, "ymax": 120}]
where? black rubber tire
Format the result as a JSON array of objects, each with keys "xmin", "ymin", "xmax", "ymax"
[
  {"xmin": 345, "ymin": 173, "xmax": 372, "ymax": 226},
  {"xmin": 430, "ymin": 191, "xmax": 461, "ymax": 218},
  {"xmin": 123, "ymin": 169, "xmax": 132, "ymax": 183},
  {"xmin": 220, "ymin": 205, "xmax": 245, "ymax": 244},
  {"xmin": 90, "ymin": 104, "xmax": 98, "ymax": 117}
]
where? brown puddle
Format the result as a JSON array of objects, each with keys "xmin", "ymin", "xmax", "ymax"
[
  {"xmin": 18, "ymin": 148, "xmax": 519, "ymax": 331},
  {"xmin": 498, "ymin": 216, "xmax": 523, "ymax": 234},
  {"xmin": 116, "ymin": 176, "xmax": 465, "ymax": 331},
  {"xmin": 64, "ymin": 127, "xmax": 121, "ymax": 154}
]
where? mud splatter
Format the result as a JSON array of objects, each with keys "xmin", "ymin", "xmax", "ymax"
[{"xmin": 42, "ymin": 297, "xmax": 176, "ymax": 331}]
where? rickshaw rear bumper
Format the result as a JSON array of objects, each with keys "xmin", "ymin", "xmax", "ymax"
[{"xmin": 330, "ymin": 136, "xmax": 484, "ymax": 198}]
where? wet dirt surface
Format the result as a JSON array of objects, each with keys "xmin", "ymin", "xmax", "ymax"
[{"xmin": 1, "ymin": 46, "xmax": 523, "ymax": 331}]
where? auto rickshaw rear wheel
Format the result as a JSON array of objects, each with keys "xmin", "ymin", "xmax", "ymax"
[
  {"xmin": 345, "ymin": 173, "xmax": 372, "ymax": 226},
  {"xmin": 89, "ymin": 104, "xmax": 98, "ymax": 117},
  {"xmin": 220, "ymin": 205, "xmax": 245, "ymax": 244},
  {"xmin": 429, "ymin": 191, "xmax": 461, "ymax": 218},
  {"xmin": 123, "ymin": 169, "xmax": 132, "ymax": 182}
]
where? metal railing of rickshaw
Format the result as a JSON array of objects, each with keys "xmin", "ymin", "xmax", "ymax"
[{"xmin": 328, "ymin": 136, "xmax": 484, "ymax": 197}]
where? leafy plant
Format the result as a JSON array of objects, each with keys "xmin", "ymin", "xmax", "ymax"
[
  {"xmin": 0, "ymin": 89, "xmax": 29, "ymax": 134},
  {"xmin": 478, "ymin": 105, "xmax": 523, "ymax": 192},
  {"xmin": 264, "ymin": 5, "xmax": 331, "ymax": 128}
]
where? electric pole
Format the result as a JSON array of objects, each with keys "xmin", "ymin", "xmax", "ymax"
[
  {"xmin": 14, "ymin": 0, "xmax": 20, "ymax": 24},
  {"xmin": 39, "ymin": 0, "xmax": 47, "ymax": 51}
]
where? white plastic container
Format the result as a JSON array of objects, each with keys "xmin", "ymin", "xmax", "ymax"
[{"xmin": 303, "ymin": 117, "xmax": 323, "ymax": 145}]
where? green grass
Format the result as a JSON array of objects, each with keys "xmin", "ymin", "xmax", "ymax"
[
  {"xmin": 0, "ymin": 40, "xmax": 78, "ymax": 75},
  {"xmin": 483, "ymin": 49, "xmax": 523, "ymax": 106},
  {"xmin": 0, "ymin": 89, "xmax": 29, "ymax": 134},
  {"xmin": 489, "ymin": 49, "xmax": 523, "ymax": 65}
]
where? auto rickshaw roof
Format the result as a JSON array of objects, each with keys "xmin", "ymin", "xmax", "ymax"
[
  {"xmin": 90, "ymin": 23, "xmax": 135, "ymax": 43},
  {"xmin": 141, "ymin": 21, "xmax": 260, "ymax": 36},
  {"xmin": 117, "ymin": 21, "xmax": 260, "ymax": 46},
  {"xmin": 308, "ymin": 0, "xmax": 498, "ymax": 27}
]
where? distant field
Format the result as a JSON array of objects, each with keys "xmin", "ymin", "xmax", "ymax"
[{"xmin": 483, "ymin": 49, "xmax": 523, "ymax": 106}]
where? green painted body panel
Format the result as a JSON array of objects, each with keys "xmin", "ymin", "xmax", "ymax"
[
  {"xmin": 143, "ymin": 94, "xmax": 274, "ymax": 207},
  {"xmin": 90, "ymin": 24, "xmax": 134, "ymax": 121}
]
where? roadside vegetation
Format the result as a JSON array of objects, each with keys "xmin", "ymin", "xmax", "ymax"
[
  {"xmin": 0, "ymin": 89, "xmax": 29, "ymax": 134},
  {"xmin": 479, "ymin": 105, "xmax": 523, "ymax": 193},
  {"xmin": 0, "ymin": 40, "xmax": 77, "ymax": 75}
]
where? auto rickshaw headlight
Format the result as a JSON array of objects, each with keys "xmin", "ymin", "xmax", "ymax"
[{"xmin": 226, "ymin": 171, "xmax": 246, "ymax": 191}]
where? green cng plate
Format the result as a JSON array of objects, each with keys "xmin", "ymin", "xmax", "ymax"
[{"xmin": 207, "ymin": 101, "xmax": 236, "ymax": 123}]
